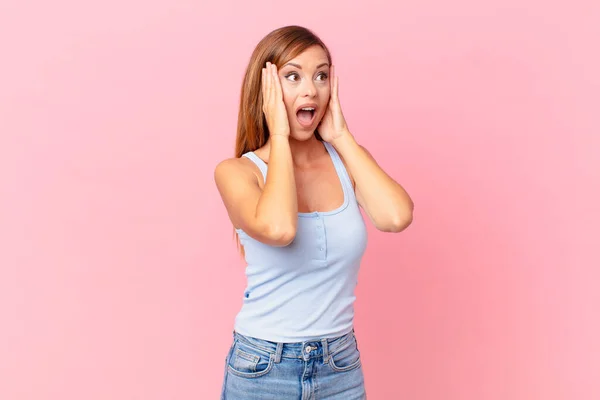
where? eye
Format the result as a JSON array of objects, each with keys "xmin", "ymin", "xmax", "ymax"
[
  {"xmin": 285, "ymin": 72, "xmax": 300, "ymax": 82},
  {"xmin": 316, "ymin": 72, "xmax": 328, "ymax": 81}
]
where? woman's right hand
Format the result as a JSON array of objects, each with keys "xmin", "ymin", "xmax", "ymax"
[{"xmin": 262, "ymin": 62, "xmax": 290, "ymax": 138}]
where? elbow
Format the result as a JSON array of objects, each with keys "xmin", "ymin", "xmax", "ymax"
[
  {"xmin": 381, "ymin": 209, "xmax": 413, "ymax": 233},
  {"xmin": 264, "ymin": 222, "xmax": 297, "ymax": 246}
]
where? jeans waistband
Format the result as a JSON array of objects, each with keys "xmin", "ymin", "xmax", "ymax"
[{"xmin": 232, "ymin": 329, "xmax": 356, "ymax": 363}]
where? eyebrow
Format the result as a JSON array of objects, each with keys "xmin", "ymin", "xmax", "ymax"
[{"xmin": 283, "ymin": 62, "xmax": 330, "ymax": 70}]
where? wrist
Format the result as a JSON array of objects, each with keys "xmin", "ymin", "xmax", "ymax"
[{"xmin": 330, "ymin": 129, "xmax": 356, "ymax": 149}]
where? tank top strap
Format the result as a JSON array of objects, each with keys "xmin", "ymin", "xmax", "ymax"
[
  {"xmin": 242, "ymin": 151, "xmax": 268, "ymax": 182},
  {"xmin": 242, "ymin": 143, "xmax": 353, "ymax": 193},
  {"xmin": 322, "ymin": 141, "xmax": 354, "ymax": 194}
]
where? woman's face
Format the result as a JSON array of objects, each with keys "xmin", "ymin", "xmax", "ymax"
[{"xmin": 278, "ymin": 45, "xmax": 331, "ymax": 140}]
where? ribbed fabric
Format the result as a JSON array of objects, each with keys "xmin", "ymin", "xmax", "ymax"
[{"xmin": 234, "ymin": 141, "xmax": 368, "ymax": 342}]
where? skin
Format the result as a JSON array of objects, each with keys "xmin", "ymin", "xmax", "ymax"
[{"xmin": 214, "ymin": 45, "xmax": 414, "ymax": 247}]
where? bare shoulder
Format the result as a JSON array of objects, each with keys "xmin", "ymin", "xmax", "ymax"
[
  {"xmin": 214, "ymin": 156, "xmax": 248, "ymax": 175},
  {"xmin": 213, "ymin": 155, "xmax": 267, "ymax": 232},
  {"xmin": 214, "ymin": 156, "xmax": 262, "ymax": 190}
]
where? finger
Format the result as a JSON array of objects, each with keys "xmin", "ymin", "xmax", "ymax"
[
  {"xmin": 265, "ymin": 66, "xmax": 272, "ymax": 111},
  {"xmin": 329, "ymin": 64, "xmax": 334, "ymax": 95},
  {"xmin": 261, "ymin": 67, "xmax": 266, "ymax": 107},
  {"xmin": 335, "ymin": 75, "xmax": 339, "ymax": 102},
  {"xmin": 267, "ymin": 63, "xmax": 275, "ymax": 105},
  {"xmin": 265, "ymin": 62, "xmax": 270, "ymax": 92},
  {"xmin": 331, "ymin": 65, "xmax": 339, "ymax": 101},
  {"xmin": 263, "ymin": 63, "xmax": 270, "ymax": 103},
  {"xmin": 272, "ymin": 64, "xmax": 283, "ymax": 100},
  {"xmin": 270, "ymin": 63, "xmax": 278, "ymax": 100}
]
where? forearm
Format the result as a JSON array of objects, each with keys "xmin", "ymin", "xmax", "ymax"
[
  {"xmin": 332, "ymin": 131, "xmax": 414, "ymax": 231},
  {"xmin": 255, "ymin": 136, "xmax": 298, "ymax": 238}
]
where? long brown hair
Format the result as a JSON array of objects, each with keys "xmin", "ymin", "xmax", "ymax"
[{"xmin": 233, "ymin": 26, "xmax": 333, "ymax": 255}]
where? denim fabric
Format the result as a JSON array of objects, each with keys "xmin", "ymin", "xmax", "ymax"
[{"xmin": 220, "ymin": 330, "xmax": 366, "ymax": 399}]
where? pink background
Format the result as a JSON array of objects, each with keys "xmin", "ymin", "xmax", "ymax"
[{"xmin": 1, "ymin": 1, "xmax": 599, "ymax": 399}]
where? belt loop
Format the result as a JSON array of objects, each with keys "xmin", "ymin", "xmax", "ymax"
[
  {"xmin": 321, "ymin": 338, "xmax": 329, "ymax": 364},
  {"xmin": 274, "ymin": 342, "xmax": 283, "ymax": 364}
]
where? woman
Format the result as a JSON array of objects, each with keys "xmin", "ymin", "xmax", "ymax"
[{"xmin": 215, "ymin": 25, "xmax": 414, "ymax": 399}]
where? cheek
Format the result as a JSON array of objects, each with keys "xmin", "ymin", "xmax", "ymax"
[
  {"xmin": 280, "ymin": 86, "xmax": 296, "ymax": 113},
  {"xmin": 318, "ymin": 83, "xmax": 330, "ymax": 97},
  {"xmin": 318, "ymin": 86, "xmax": 331, "ymax": 108}
]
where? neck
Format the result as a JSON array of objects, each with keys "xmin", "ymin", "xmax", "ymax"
[{"xmin": 267, "ymin": 133, "xmax": 325, "ymax": 166}]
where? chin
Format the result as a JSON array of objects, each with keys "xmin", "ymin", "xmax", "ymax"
[{"xmin": 290, "ymin": 116, "xmax": 324, "ymax": 141}]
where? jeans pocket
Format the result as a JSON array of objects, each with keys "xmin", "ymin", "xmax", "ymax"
[
  {"xmin": 328, "ymin": 336, "xmax": 362, "ymax": 373},
  {"xmin": 227, "ymin": 339, "xmax": 274, "ymax": 378}
]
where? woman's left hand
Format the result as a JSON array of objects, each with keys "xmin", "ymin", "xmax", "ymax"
[{"xmin": 317, "ymin": 65, "xmax": 349, "ymax": 142}]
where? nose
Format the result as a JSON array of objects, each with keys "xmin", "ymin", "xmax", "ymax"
[{"xmin": 302, "ymin": 78, "xmax": 317, "ymax": 97}]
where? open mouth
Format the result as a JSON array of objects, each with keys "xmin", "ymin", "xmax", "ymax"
[{"xmin": 296, "ymin": 107, "xmax": 316, "ymax": 127}]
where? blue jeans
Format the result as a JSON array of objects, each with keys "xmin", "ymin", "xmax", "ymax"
[{"xmin": 220, "ymin": 329, "xmax": 366, "ymax": 399}]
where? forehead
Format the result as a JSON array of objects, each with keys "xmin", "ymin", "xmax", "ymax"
[{"xmin": 285, "ymin": 45, "xmax": 329, "ymax": 68}]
